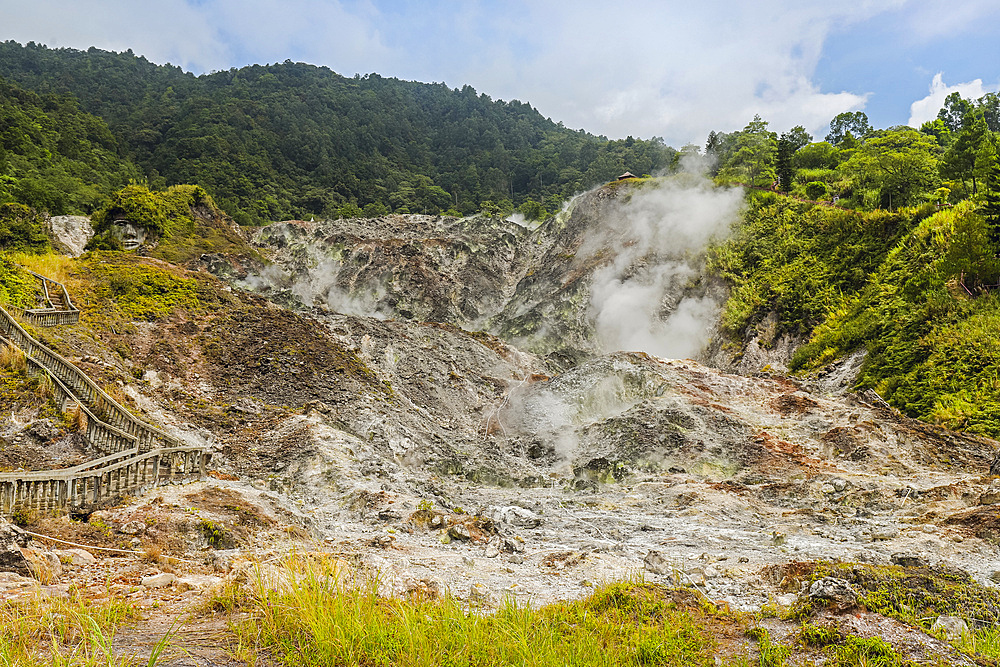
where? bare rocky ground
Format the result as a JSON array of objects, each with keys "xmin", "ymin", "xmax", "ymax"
[{"xmin": 3, "ymin": 181, "xmax": 1000, "ymax": 664}]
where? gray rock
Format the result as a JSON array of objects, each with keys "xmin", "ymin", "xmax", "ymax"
[
  {"xmin": 502, "ymin": 537, "xmax": 525, "ymax": 553},
  {"xmin": 119, "ymin": 521, "xmax": 146, "ymax": 536},
  {"xmin": 141, "ymin": 572, "xmax": 176, "ymax": 588},
  {"xmin": 871, "ymin": 525, "xmax": 899, "ymax": 541},
  {"xmin": 891, "ymin": 553, "xmax": 927, "ymax": 568},
  {"xmin": 644, "ymin": 550, "xmax": 671, "ymax": 575},
  {"xmin": 448, "ymin": 524, "xmax": 471, "ymax": 541},
  {"xmin": 208, "ymin": 549, "xmax": 239, "ymax": 573},
  {"xmin": 0, "ymin": 520, "xmax": 31, "ymax": 578},
  {"xmin": 808, "ymin": 577, "xmax": 858, "ymax": 611},
  {"xmin": 55, "ymin": 548, "xmax": 96, "ymax": 566},
  {"xmin": 931, "ymin": 615, "xmax": 969, "ymax": 640},
  {"xmin": 491, "ymin": 506, "xmax": 542, "ymax": 529},
  {"xmin": 23, "ymin": 548, "xmax": 61, "ymax": 581},
  {"xmin": 47, "ymin": 215, "xmax": 93, "ymax": 256}
]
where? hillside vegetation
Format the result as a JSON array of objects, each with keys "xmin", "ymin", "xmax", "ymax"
[
  {"xmin": 711, "ymin": 193, "xmax": 1000, "ymax": 436},
  {"xmin": 0, "ymin": 75, "xmax": 139, "ymax": 214},
  {"xmin": 0, "ymin": 41, "xmax": 674, "ymax": 223}
]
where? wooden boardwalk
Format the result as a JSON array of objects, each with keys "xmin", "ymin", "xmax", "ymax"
[{"xmin": 0, "ymin": 271, "xmax": 209, "ymax": 516}]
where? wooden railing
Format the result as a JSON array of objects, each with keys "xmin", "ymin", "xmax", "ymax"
[
  {"xmin": 18, "ymin": 270, "xmax": 80, "ymax": 326},
  {"xmin": 0, "ymin": 446, "xmax": 208, "ymax": 515},
  {"xmin": 0, "ymin": 271, "xmax": 209, "ymax": 517},
  {"xmin": 0, "ymin": 306, "xmax": 182, "ymax": 452}
]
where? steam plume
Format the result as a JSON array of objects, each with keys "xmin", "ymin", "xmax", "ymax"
[{"xmin": 587, "ymin": 174, "xmax": 743, "ymax": 359}]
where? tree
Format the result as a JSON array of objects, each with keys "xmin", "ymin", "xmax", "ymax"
[
  {"xmin": 842, "ymin": 129, "xmax": 940, "ymax": 209},
  {"xmin": 980, "ymin": 151, "xmax": 1000, "ymax": 248},
  {"xmin": 721, "ymin": 115, "xmax": 776, "ymax": 185},
  {"xmin": 775, "ymin": 134, "xmax": 794, "ymax": 192},
  {"xmin": 784, "ymin": 125, "xmax": 812, "ymax": 152},
  {"xmin": 919, "ymin": 118, "xmax": 952, "ymax": 147},
  {"xmin": 518, "ymin": 199, "xmax": 547, "ymax": 222},
  {"xmin": 978, "ymin": 92, "xmax": 1000, "ymax": 132},
  {"xmin": 792, "ymin": 142, "xmax": 840, "ymax": 170},
  {"xmin": 804, "ymin": 181, "xmax": 828, "ymax": 200},
  {"xmin": 941, "ymin": 111, "xmax": 993, "ymax": 195},
  {"xmin": 937, "ymin": 92, "xmax": 974, "ymax": 133},
  {"xmin": 826, "ymin": 112, "xmax": 872, "ymax": 145}
]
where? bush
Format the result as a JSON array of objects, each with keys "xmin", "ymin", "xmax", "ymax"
[
  {"xmin": 0, "ymin": 202, "xmax": 50, "ymax": 253},
  {"xmin": 804, "ymin": 181, "xmax": 828, "ymax": 200}
]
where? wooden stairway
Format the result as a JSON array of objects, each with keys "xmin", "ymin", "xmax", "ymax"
[{"xmin": 0, "ymin": 270, "xmax": 209, "ymax": 516}]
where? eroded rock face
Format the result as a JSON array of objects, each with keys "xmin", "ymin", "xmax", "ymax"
[
  {"xmin": 246, "ymin": 215, "xmax": 532, "ymax": 326},
  {"xmin": 246, "ymin": 180, "xmax": 740, "ymax": 371},
  {"xmin": 47, "ymin": 215, "xmax": 93, "ymax": 257}
]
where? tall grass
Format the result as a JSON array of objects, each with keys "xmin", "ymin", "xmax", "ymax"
[
  {"xmin": 229, "ymin": 565, "xmax": 733, "ymax": 667},
  {"xmin": 0, "ymin": 342, "xmax": 27, "ymax": 373},
  {"xmin": 0, "ymin": 593, "xmax": 139, "ymax": 666},
  {"xmin": 8, "ymin": 252, "xmax": 74, "ymax": 285}
]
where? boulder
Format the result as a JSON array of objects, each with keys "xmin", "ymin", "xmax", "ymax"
[
  {"xmin": 23, "ymin": 547, "xmax": 61, "ymax": 582},
  {"xmin": 931, "ymin": 615, "xmax": 969, "ymax": 641},
  {"xmin": 490, "ymin": 506, "xmax": 542, "ymax": 529},
  {"xmin": 0, "ymin": 520, "xmax": 32, "ymax": 578},
  {"xmin": 141, "ymin": 572, "xmax": 176, "ymax": 589},
  {"xmin": 644, "ymin": 550, "xmax": 672, "ymax": 576},
  {"xmin": 891, "ymin": 553, "xmax": 927, "ymax": 568},
  {"xmin": 55, "ymin": 548, "xmax": 96, "ymax": 566},
  {"xmin": 808, "ymin": 577, "xmax": 858, "ymax": 612},
  {"xmin": 447, "ymin": 524, "xmax": 471, "ymax": 541},
  {"xmin": 119, "ymin": 521, "xmax": 146, "ymax": 536}
]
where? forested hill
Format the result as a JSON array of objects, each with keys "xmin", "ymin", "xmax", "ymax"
[
  {"xmin": 0, "ymin": 40, "xmax": 675, "ymax": 223},
  {"xmin": 0, "ymin": 75, "xmax": 140, "ymax": 215}
]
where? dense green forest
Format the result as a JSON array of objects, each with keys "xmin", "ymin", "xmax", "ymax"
[
  {"xmin": 0, "ymin": 40, "xmax": 675, "ymax": 223},
  {"xmin": 706, "ymin": 98, "xmax": 1000, "ymax": 210},
  {"xmin": 0, "ymin": 74, "xmax": 139, "ymax": 215}
]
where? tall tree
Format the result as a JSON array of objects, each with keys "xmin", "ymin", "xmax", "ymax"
[
  {"xmin": 937, "ymin": 92, "xmax": 974, "ymax": 133},
  {"xmin": 722, "ymin": 115, "xmax": 777, "ymax": 186},
  {"xmin": 941, "ymin": 111, "xmax": 993, "ymax": 195},
  {"xmin": 842, "ymin": 129, "xmax": 940, "ymax": 209},
  {"xmin": 775, "ymin": 134, "xmax": 795, "ymax": 192},
  {"xmin": 980, "ymin": 149, "xmax": 1000, "ymax": 248},
  {"xmin": 826, "ymin": 112, "xmax": 872, "ymax": 145}
]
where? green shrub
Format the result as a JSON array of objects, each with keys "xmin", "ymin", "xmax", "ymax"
[
  {"xmin": 804, "ymin": 181, "xmax": 828, "ymax": 200},
  {"xmin": 0, "ymin": 203, "xmax": 50, "ymax": 253}
]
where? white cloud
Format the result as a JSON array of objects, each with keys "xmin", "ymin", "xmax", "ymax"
[
  {"xmin": 0, "ymin": 0, "xmax": 228, "ymax": 71},
  {"xmin": 907, "ymin": 73, "xmax": 997, "ymax": 127},
  {"xmin": 413, "ymin": 0, "xmax": 895, "ymax": 144}
]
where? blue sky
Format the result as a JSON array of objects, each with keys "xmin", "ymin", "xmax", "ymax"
[{"xmin": 2, "ymin": 0, "xmax": 999, "ymax": 147}]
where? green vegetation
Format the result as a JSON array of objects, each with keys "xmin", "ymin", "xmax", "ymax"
[
  {"xmin": 228, "ymin": 572, "xmax": 744, "ymax": 667},
  {"xmin": 711, "ymin": 187, "xmax": 1000, "ymax": 436},
  {"xmin": 74, "ymin": 252, "xmax": 211, "ymax": 328},
  {"xmin": 809, "ymin": 561, "xmax": 1000, "ymax": 628},
  {"xmin": 0, "ymin": 41, "xmax": 675, "ymax": 223},
  {"xmin": 709, "ymin": 193, "xmax": 921, "ymax": 336},
  {"xmin": 0, "ymin": 202, "xmax": 50, "ymax": 253},
  {"xmin": 0, "ymin": 254, "xmax": 37, "ymax": 307},
  {"xmin": 0, "ymin": 593, "xmax": 139, "ymax": 666},
  {"xmin": 85, "ymin": 181, "xmax": 257, "ymax": 264},
  {"xmin": 90, "ymin": 183, "xmax": 218, "ymax": 238},
  {"xmin": 0, "ymin": 74, "xmax": 139, "ymax": 215}
]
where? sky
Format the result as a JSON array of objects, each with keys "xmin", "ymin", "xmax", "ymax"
[{"xmin": 2, "ymin": 0, "xmax": 1000, "ymax": 147}]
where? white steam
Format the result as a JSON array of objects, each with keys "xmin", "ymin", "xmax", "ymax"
[
  {"xmin": 239, "ymin": 247, "xmax": 391, "ymax": 319},
  {"xmin": 586, "ymin": 175, "xmax": 743, "ymax": 359}
]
